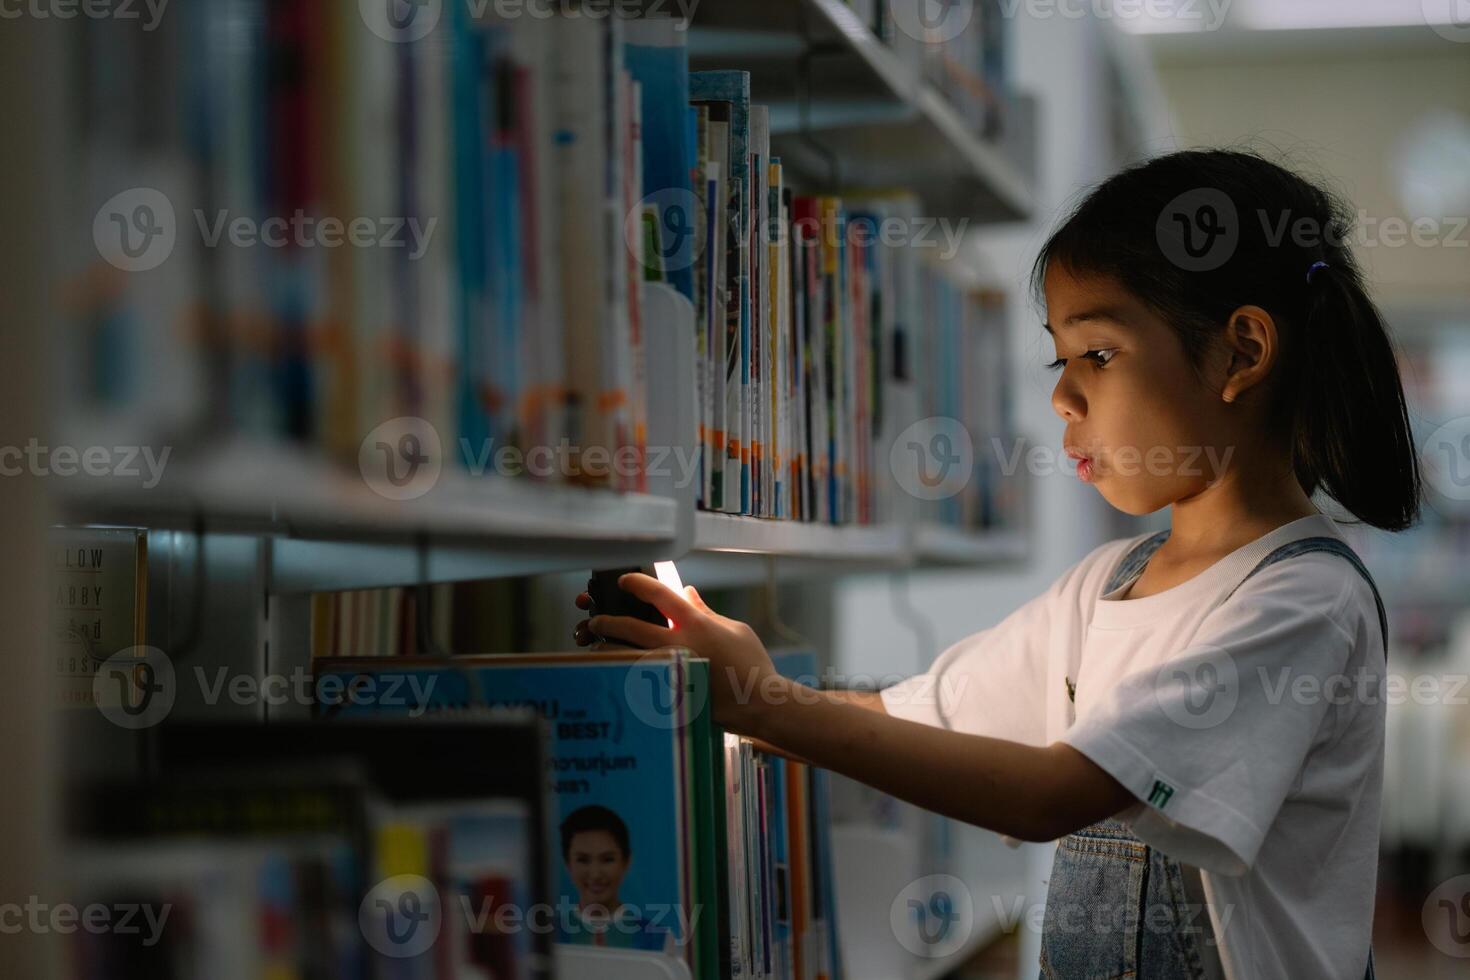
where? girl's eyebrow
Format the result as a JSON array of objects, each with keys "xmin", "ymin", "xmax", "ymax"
[{"xmin": 1042, "ymin": 309, "xmax": 1132, "ymax": 335}]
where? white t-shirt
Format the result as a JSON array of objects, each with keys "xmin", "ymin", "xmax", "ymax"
[{"xmin": 880, "ymin": 514, "xmax": 1385, "ymax": 980}]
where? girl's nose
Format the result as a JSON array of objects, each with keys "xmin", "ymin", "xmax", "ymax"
[{"xmin": 1051, "ymin": 374, "xmax": 1085, "ymax": 422}]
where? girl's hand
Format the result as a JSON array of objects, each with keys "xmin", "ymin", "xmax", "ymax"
[{"xmin": 573, "ymin": 573, "xmax": 779, "ymax": 733}]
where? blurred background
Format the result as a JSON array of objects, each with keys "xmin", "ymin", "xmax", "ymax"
[{"xmin": 2, "ymin": 1, "xmax": 1468, "ymax": 978}]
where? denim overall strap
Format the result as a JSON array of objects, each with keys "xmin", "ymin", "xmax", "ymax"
[
  {"xmin": 1042, "ymin": 530, "xmax": 1386, "ymax": 980},
  {"xmin": 1103, "ymin": 529, "xmax": 1172, "ymax": 596},
  {"xmin": 1225, "ymin": 535, "xmax": 1390, "ymax": 653}
]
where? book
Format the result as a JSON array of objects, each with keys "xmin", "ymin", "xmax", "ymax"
[
  {"xmin": 749, "ymin": 105, "xmax": 769, "ymax": 518},
  {"xmin": 314, "ymin": 651, "xmax": 723, "ymax": 980},
  {"xmin": 690, "ymin": 70, "xmax": 752, "ymax": 516},
  {"xmin": 704, "ymin": 123, "xmax": 731, "ymax": 512},
  {"xmin": 49, "ymin": 527, "xmax": 148, "ymax": 712},
  {"xmin": 624, "ymin": 16, "xmax": 695, "ymax": 303}
]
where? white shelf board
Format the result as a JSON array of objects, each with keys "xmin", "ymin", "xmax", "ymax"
[
  {"xmin": 54, "ymin": 441, "xmax": 1030, "ymax": 588},
  {"xmin": 912, "ymin": 525, "xmax": 1028, "ymax": 566},
  {"xmin": 678, "ymin": 550, "xmax": 891, "ymax": 589},
  {"xmin": 57, "ymin": 441, "xmax": 683, "ymax": 591},
  {"xmin": 58, "ymin": 441, "xmax": 678, "ymax": 540},
  {"xmin": 693, "ymin": 511, "xmax": 909, "ymax": 562}
]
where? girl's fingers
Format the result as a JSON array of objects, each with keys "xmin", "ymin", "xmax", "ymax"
[
  {"xmin": 587, "ymin": 613, "xmax": 673, "ymax": 650},
  {"xmin": 684, "ymin": 585, "xmax": 711, "ymax": 612},
  {"xmin": 573, "ymin": 620, "xmax": 594, "ymax": 646},
  {"xmin": 575, "ymin": 592, "xmax": 592, "ymax": 611},
  {"xmin": 617, "ymin": 572, "xmax": 698, "ymax": 624}
]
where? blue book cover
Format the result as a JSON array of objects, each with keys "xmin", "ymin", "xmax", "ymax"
[
  {"xmin": 767, "ymin": 755, "xmax": 792, "ymax": 980},
  {"xmin": 624, "ymin": 19, "xmax": 694, "ymax": 302},
  {"xmin": 488, "ymin": 134, "xmax": 522, "ymax": 456},
  {"xmin": 316, "ymin": 658, "xmax": 693, "ymax": 960},
  {"xmin": 449, "ymin": 3, "xmax": 492, "ymax": 468},
  {"xmin": 476, "ymin": 661, "xmax": 692, "ymax": 957}
]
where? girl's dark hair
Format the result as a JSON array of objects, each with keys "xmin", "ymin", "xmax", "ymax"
[{"xmin": 1031, "ymin": 148, "xmax": 1421, "ymax": 531}]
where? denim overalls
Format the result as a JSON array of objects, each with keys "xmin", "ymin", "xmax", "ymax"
[{"xmin": 1038, "ymin": 531, "xmax": 1389, "ymax": 980}]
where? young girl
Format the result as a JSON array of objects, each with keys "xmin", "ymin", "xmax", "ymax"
[{"xmin": 574, "ymin": 149, "xmax": 1421, "ymax": 980}]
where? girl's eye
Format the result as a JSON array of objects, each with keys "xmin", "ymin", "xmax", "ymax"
[{"xmin": 1047, "ymin": 349, "xmax": 1117, "ymax": 371}]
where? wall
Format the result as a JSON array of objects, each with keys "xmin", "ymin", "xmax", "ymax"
[{"xmin": 1155, "ymin": 41, "xmax": 1470, "ymax": 309}]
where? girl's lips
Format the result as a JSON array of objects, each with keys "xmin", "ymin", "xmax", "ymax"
[{"xmin": 1065, "ymin": 448, "xmax": 1095, "ymax": 483}]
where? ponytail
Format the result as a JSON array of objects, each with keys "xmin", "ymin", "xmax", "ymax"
[
  {"xmin": 1291, "ymin": 262, "xmax": 1421, "ymax": 530},
  {"xmin": 1032, "ymin": 148, "xmax": 1423, "ymax": 532}
]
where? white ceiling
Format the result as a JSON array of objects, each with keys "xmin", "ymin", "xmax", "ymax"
[{"xmin": 1115, "ymin": 0, "xmax": 1469, "ymax": 34}]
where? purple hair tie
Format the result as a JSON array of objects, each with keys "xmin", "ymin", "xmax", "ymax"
[{"xmin": 1307, "ymin": 260, "xmax": 1330, "ymax": 284}]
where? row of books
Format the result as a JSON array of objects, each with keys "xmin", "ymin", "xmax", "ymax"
[
  {"xmin": 64, "ymin": 4, "xmax": 1019, "ymax": 532},
  {"xmin": 312, "ymin": 648, "xmax": 844, "ymax": 980},
  {"xmin": 309, "ymin": 576, "xmax": 574, "ymax": 661},
  {"xmin": 67, "ymin": 3, "xmax": 665, "ymax": 493},
  {"xmin": 64, "ymin": 718, "xmax": 553, "ymax": 980},
  {"xmin": 681, "ymin": 70, "xmax": 1015, "ymax": 525}
]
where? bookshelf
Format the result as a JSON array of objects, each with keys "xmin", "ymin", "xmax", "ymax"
[
  {"xmin": 46, "ymin": 0, "xmax": 1034, "ymax": 589},
  {"xmin": 688, "ymin": 0, "xmax": 1034, "ymax": 222},
  {"xmin": 40, "ymin": 2, "xmax": 1042, "ymax": 978},
  {"xmin": 57, "ymin": 453, "xmax": 1031, "ymax": 589}
]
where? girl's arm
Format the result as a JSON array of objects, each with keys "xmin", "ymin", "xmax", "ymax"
[
  {"xmin": 824, "ymin": 688, "xmax": 888, "ymax": 712},
  {"xmin": 579, "ymin": 575, "xmax": 1136, "ymax": 844},
  {"xmin": 746, "ymin": 688, "xmax": 885, "ymax": 765},
  {"xmin": 748, "ymin": 680, "xmax": 1133, "ymax": 843}
]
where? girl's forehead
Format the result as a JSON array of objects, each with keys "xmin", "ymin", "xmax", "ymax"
[
  {"xmin": 1043, "ymin": 272, "xmax": 1149, "ymax": 335},
  {"xmin": 1043, "ymin": 262, "xmax": 1131, "ymax": 306}
]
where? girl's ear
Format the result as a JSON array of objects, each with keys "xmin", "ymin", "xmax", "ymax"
[{"xmin": 1219, "ymin": 305, "xmax": 1278, "ymax": 404}]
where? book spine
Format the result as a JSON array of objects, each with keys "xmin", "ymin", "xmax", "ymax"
[{"xmin": 624, "ymin": 73, "xmax": 649, "ymax": 492}]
